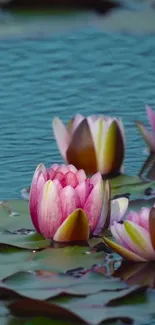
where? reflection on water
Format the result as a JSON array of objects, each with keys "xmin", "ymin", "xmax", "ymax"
[
  {"xmin": 113, "ymin": 260, "xmax": 155, "ymax": 289},
  {"xmin": 0, "ymin": 14, "xmax": 155, "ymax": 199}
]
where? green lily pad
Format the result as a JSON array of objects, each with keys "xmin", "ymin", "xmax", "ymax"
[
  {"xmin": 0, "ymin": 269, "xmax": 127, "ymax": 301},
  {"xmin": 7, "ymin": 285, "xmax": 154, "ymax": 325},
  {"xmin": 49, "ymin": 285, "xmax": 155, "ymax": 324},
  {"xmin": 110, "ymin": 174, "xmax": 155, "ymax": 198},
  {"xmin": 0, "ymin": 232, "xmax": 50, "ymax": 250},
  {"xmin": 0, "ymin": 200, "xmax": 31, "ymax": 232},
  {"xmin": 0, "ymin": 244, "xmax": 105, "ymax": 280},
  {"xmin": 128, "ymin": 197, "xmax": 155, "ymax": 212},
  {"xmin": 0, "ymin": 247, "xmax": 36, "ymax": 280},
  {"xmin": 0, "ymin": 200, "xmax": 50, "ymax": 250},
  {"xmin": 2, "ymin": 276, "xmax": 150, "ymax": 325},
  {"xmin": 31, "ymin": 246, "xmax": 105, "ymax": 273}
]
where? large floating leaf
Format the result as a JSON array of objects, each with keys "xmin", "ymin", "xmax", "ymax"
[
  {"xmin": 0, "ymin": 270, "xmax": 127, "ymax": 300},
  {"xmin": 0, "ymin": 244, "xmax": 105, "ymax": 280},
  {"xmin": 31, "ymin": 246, "xmax": 106, "ymax": 273},
  {"xmin": 110, "ymin": 174, "xmax": 155, "ymax": 198},
  {"xmin": 7, "ymin": 285, "xmax": 154, "ymax": 325},
  {"xmin": 0, "ymin": 200, "xmax": 31, "ymax": 231},
  {"xmin": 0, "ymin": 247, "xmax": 37, "ymax": 280},
  {"xmin": 0, "ymin": 200, "xmax": 50, "ymax": 249},
  {"xmin": 0, "ymin": 232, "xmax": 50, "ymax": 250}
]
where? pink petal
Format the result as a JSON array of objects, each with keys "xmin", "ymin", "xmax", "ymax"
[
  {"xmin": 104, "ymin": 236, "xmax": 146, "ymax": 262},
  {"xmin": 110, "ymin": 197, "xmax": 129, "ymax": 225},
  {"xmin": 37, "ymin": 180, "xmax": 63, "ymax": 239},
  {"xmin": 124, "ymin": 221, "xmax": 155, "ymax": 260},
  {"xmin": 126, "ymin": 208, "xmax": 150, "ymax": 231},
  {"xmin": 61, "ymin": 171, "xmax": 78, "ymax": 188},
  {"xmin": 136, "ymin": 121, "xmax": 155, "ymax": 152},
  {"xmin": 56, "ymin": 164, "xmax": 69, "ymax": 174},
  {"xmin": 112, "ymin": 222, "xmax": 142, "ymax": 256},
  {"xmin": 87, "ymin": 115, "xmax": 99, "ymax": 122},
  {"xmin": 50, "ymin": 163, "xmax": 59, "ymax": 171},
  {"xmin": 75, "ymin": 169, "xmax": 87, "ymax": 183},
  {"xmin": 54, "ymin": 172, "xmax": 64, "ymax": 183},
  {"xmin": 84, "ymin": 180, "xmax": 104, "ymax": 233},
  {"xmin": 114, "ymin": 221, "xmax": 155, "ymax": 260},
  {"xmin": 146, "ymin": 105, "xmax": 155, "ymax": 133},
  {"xmin": 67, "ymin": 164, "xmax": 77, "ymax": 173},
  {"xmin": 75, "ymin": 181, "xmax": 93, "ymax": 207},
  {"xmin": 52, "ymin": 179, "xmax": 62, "ymax": 194},
  {"xmin": 90, "ymin": 172, "xmax": 102, "ymax": 186},
  {"xmin": 29, "ymin": 164, "xmax": 47, "ymax": 233},
  {"xmin": 72, "ymin": 114, "xmax": 85, "ymax": 134},
  {"xmin": 126, "ymin": 211, "xmax": 139, "ymax": 224},
  {"xmin": 139, "ymin": 207, "xmax": 150, "ymax": 230},
  {"xmin": 111, "ymin": 223, "xmax": 127, "ymax": 247},
  {"xmin": 52, "ymin": 117, "xmax": 71, "ymax": 160},
  {"xmin": 47, "ymin": 168, "xmax": 56, "ymax": 180},
  {"xmin": 60, "ymin": 185, "xmax": 80, "ymax": 221}
]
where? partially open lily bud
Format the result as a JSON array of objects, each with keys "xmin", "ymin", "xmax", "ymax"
[
  {"xmin": 104, "ymin": 206, "xmax": 155, "ymax": 262},
  {"xmin": 136, "ymin": 105, "xmax": 155, "ymax": 178},
  {"xmin": 136, "ymin": 105, "xmax": 155, "ymax": 153},
  {"xmin": 29, "ymin": 163, "xmax": 128, "ymax": 242},
  {"xmin": 52, "ymin": 115, "xmax": 125, "ymax": 176}
]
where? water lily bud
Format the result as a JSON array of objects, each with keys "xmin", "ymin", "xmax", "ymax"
[
  {"xmin": 53, "ymin": 114, "xmax": 125, "ymax": 176},
  {"xmin": 29, "ymin": 163, "xmax": 128, "ymax": 242}
]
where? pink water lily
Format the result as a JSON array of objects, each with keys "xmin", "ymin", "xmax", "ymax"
[
  {"xmin": 29, "ymin": 163, "xmax": 128, "ymax": 242},
  {"xmin": 136, "ymin": 105, "xmax": 155, "ymax": 152},
  {"xmin": 104, "ymin": 206, "xmax": 155, "ymax": 261},
  {"xmin": 52, "ymin": 114, "xmax": 125, "ymax": 176}
]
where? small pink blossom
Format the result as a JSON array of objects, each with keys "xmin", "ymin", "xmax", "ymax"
[{"xmin": 29, "ymin": 163, "xmax": 128, "ymax": 242}]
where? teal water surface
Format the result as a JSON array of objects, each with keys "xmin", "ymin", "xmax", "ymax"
[{"xmin": 0, "ymin": 14, "xmax": 155, "ymax": 199}]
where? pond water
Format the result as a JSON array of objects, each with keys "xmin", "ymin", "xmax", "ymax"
[{"xmin": 0, "ymin": 12, "xmax": 155, "ymax": 200}]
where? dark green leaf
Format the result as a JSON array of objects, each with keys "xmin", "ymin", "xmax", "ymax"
[
  {"xmin": 0, "ymin": 232, "xmax": 50, "ymax": 250},
  {"xmin": 0, "ymin": 269, "xmax": 127, "ymax": 300},
  {"xmin": 31, "ymin": 246, "xmax": 105, "ymax": 273},
  {"xmin": 111, "ymin": 174, "xmax": 155, "ymax": 198},
  {"xmin": 0, "ymin": 200, "xmax": 50, "ymax": 249},
  {"xmin": 8, "ymin": 287, "xmax": 154, "ymax": 325}
]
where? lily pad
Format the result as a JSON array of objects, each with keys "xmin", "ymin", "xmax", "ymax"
[
  {"xmin": 31, "ymin": 246, "xmax": 105, "ymax": 273},
  {"xmin": 0, "ymin": 244, "xmax": 106, "ymax": 280},
  {"xmin": 1, "ymin": 269, "xmax": 146, "ymax": 325},
  {"xmin": 0, "ymin": 200, "xmax": 31, "ymax": 232},
  {"xmin": 110, "ymin": 174, "xmax": 155, "ymax": 199},
  {"xmin": 0, "ymin": 232, "xmax": 50, "ymax": 250},
  {"xmin": 0, "ymin": 269, "xmax": 127, "ymax": 300},
  {"xmin": 0, "ymin": 247, "xmax": 37, "ymax": 280},
  {"xmin": 7, "ymin": 285, "xmax": 154, "ymax": 325},
  {"xmin": 0, "ymin": 200, "xmax": 50, "ymax": 250}
]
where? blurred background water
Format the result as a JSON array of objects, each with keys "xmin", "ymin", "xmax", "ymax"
[{"xmin": 0, "ymin": 10, "xmax": 155, "ymax": 200}]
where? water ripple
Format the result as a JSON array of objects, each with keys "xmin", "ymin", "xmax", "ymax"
[{"xmin": 0, "ymin": 28, "xmax": 155, "ymax": 199}]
